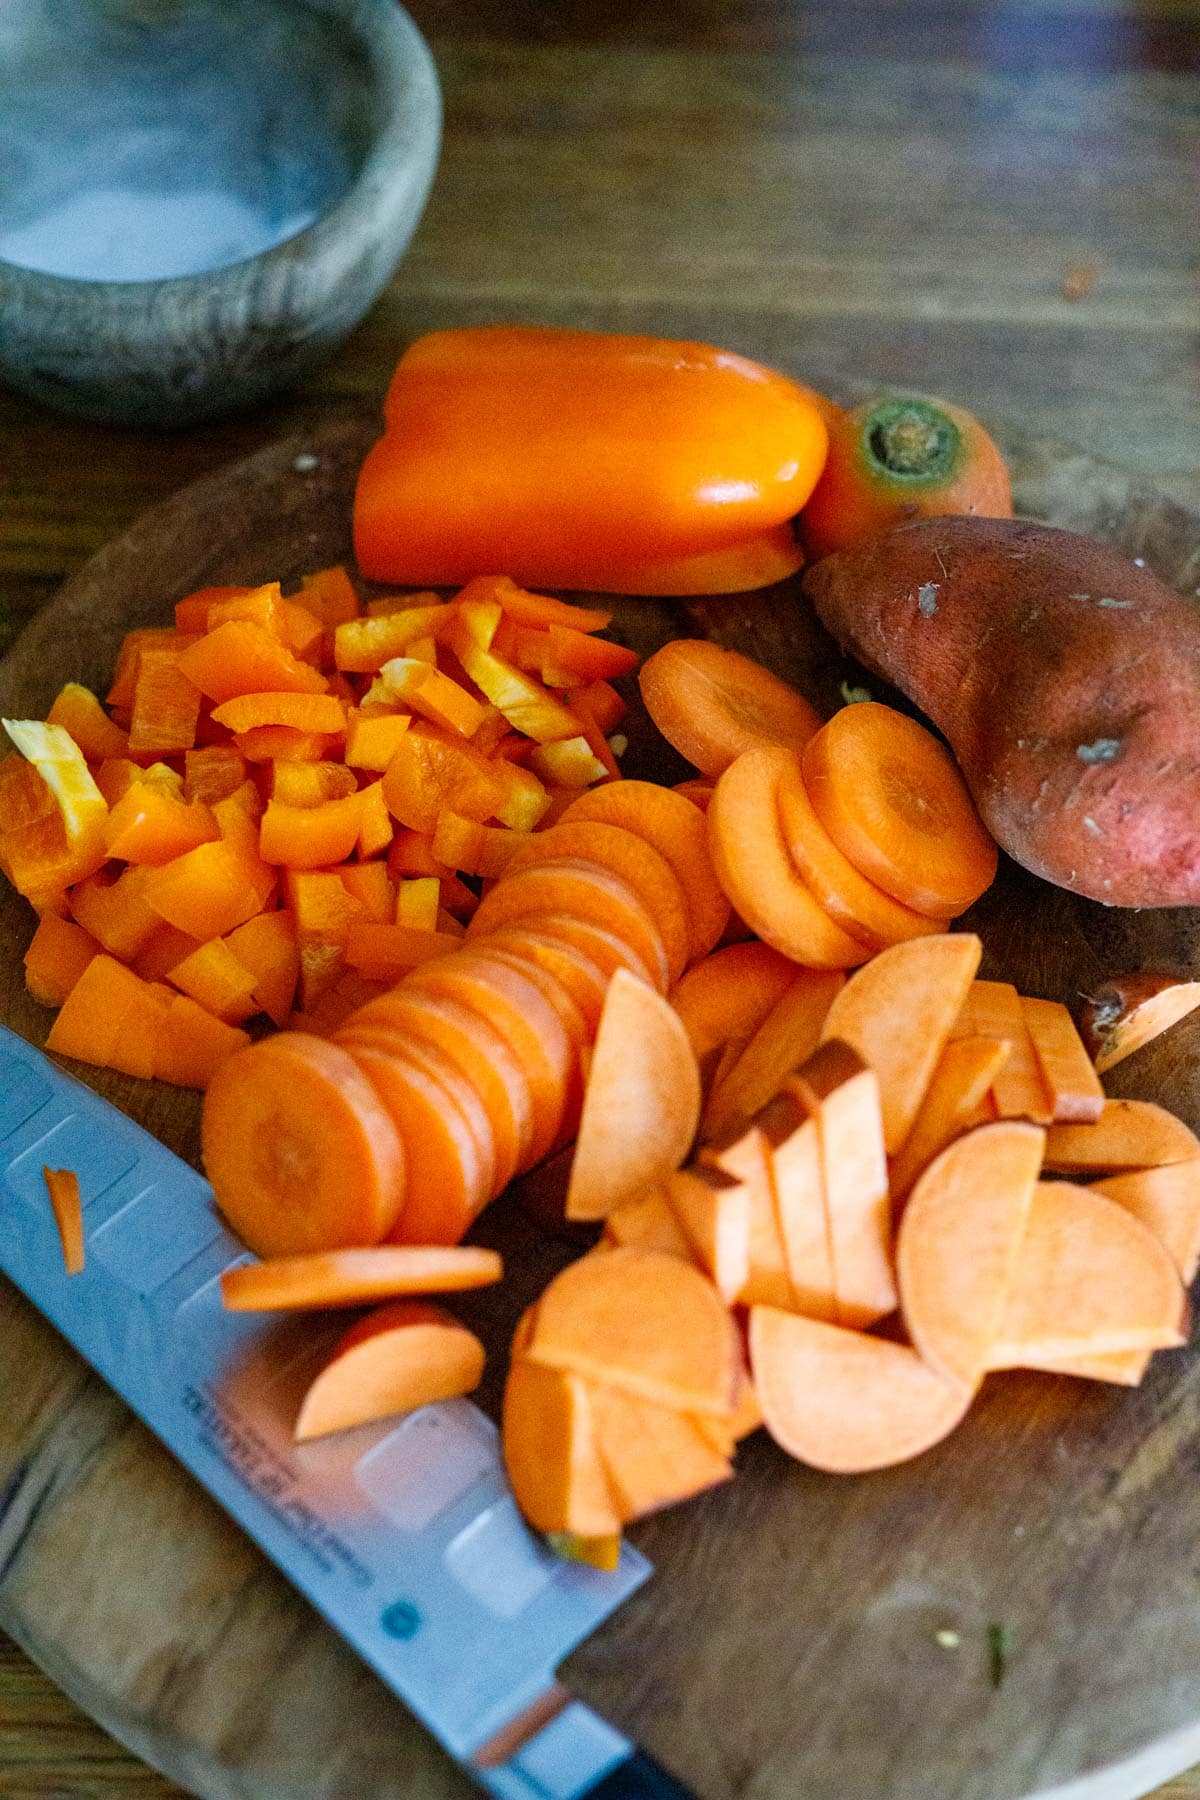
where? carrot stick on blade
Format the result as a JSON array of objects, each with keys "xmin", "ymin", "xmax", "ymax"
[
  {"xmin": 294, "ymin": 1302, "xmax": 486, "ymax": 1441},
  {"xmin": 43, "ymin": 1166, "xmax": 84, "ymax": 1276},
  {"xmin": 221, "ymin": 1245, "xmax": 503, "ymax": 1312},
  {"xmin": 565, "ymin": 969, "xmax": 701, "ymax": 1221}
]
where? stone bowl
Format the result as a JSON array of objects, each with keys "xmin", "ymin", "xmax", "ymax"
[{"xmin": 0, "ymin": 0, "xmax": 441, "ymax": 426}]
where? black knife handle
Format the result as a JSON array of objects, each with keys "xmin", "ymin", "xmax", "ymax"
[{"xmin": 585, "ymin": 1749, "xmax": 698, "ymax": 1800}]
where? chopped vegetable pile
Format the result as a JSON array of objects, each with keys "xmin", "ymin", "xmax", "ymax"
[{"xmin": 5, "ymin": 327, "xmax": 1198, "ymax": 1571}]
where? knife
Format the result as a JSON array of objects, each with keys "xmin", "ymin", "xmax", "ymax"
[{"xmin": 0, "ymin": 1024, "xmax": 693, "ymax": 1800}]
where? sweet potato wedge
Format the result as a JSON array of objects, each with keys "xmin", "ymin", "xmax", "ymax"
[
  {"xmin": 988, "ymin": 1182, "xmax": 1187, "ymax": 1368},
  {"xmin": 897, "ymin": 1120, "xmax": 1045, "ymax": 1389},
  {"xmin": 1043, "ymin": 1099, "xmax": 1200, "ymax": 1174},
  {"xmin": 750, "ymin": 1307, "xmax": 972, "ymax": 1474},
  {"xmin": 819, "ymin": 934, "xmax": 982, "ymax": 1151}
]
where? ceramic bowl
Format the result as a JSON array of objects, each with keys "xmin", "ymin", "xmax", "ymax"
[{"xmin": 0, "ymin": 0, "xmax": 441, "ymax": 426}]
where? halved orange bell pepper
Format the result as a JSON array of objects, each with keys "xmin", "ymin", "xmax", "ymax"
[{"xmin": 353, "ymin": 326, "xmax": 830, "ymax": 591}]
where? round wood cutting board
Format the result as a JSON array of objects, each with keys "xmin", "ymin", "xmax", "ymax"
[{"xmin": 2, "ymin": 404, "xmax": 1200, "ymax": 1800}]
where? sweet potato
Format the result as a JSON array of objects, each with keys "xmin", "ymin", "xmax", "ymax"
[
  {"xmin": 803, "ymin": 516, "xmax": 1200, "ymax": 906},
  {"xmin": 1079, "ymin": 974, "xmax": 1200, "ymax": 1074}
]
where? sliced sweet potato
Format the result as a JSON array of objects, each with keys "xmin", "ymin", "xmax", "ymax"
[
  {"xmin": 897, "ymin": 1119, "xmax": 1045, "ymax": 1389},
  {"xmin": 294, "ymin": 1301, "xmax": 485, "ymax": 1440},
  {"xmin": 749, "ymin": 1307, "xmax": 972, "ymax": 1473},
  {"xmin": 989, "ymin": 1182, "xmax": 1186, "ymax": 1367},
  {"xmin": 664, "ymin": 1164, "xmax": 751, "ymax": 1304},
  {"xmin": 526, "ymin": 1246, "xmax": 737, "ymax": 1417},
  {"xmin": 1033, "ymin": 1349, "xmax": 1153, "ymax": 1388},
  {"xmin": 954, "ymin": 980, "xmax": 1054, "ymax": 1124},
  {"xmin": 1043, "ymin": 1100, "xmax": 1200, "ymax": 1174},
  {"xmin": 565, "ymin": 969, "xmax": 701, "ymax": 1220},
  {"xmin": 503, "ymin": 1359, "xmax": 622, "ymax": 1537},
  {"xmin": 1021, "ymin": 995, "xmax": 1105, "ymax": 1124},
  {"xmin": 1081, "ymin": 975, "xmax": 1200, "ymax": 1075},
  {"xmin": 602, "ymin": 1189, "xmax": 693, "ymax": 1259},
  {"xmin": 702, "ymin": 967, "xmax": 845, "ymax": 1140},
  {"xmin": 754, "ymin": 1088, "xmax": 837, "ymax": 1322},
  {"xmin": 888, "ymin": 1036, "xmax": 1011, "ymax": 1205},
  {"xmin": 701, "ymin": 1123, "xmax": 793, "ymax": 1309},
  {"xmin": 1090, "ymin": 1162, "xmax": 1200, "ymax": 1284},
  {"xmin": 588, "ymin": 1383, "xmax": 733, "ymax": 1523},
  {"xmin": 819, "ymin": 934, "xmax": 982, "ymax": 1152},
  {"xmin": 790, "ymin": 1041, "xmax": 894, "ymax": 1329}
]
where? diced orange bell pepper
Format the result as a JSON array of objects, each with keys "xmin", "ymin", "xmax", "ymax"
[
  {"xmin": 209, "ymin": 692, "xmax": 345, "ymax": 736},
  {"xmin": 0, "ymin": 753, "xmax": 56, "ymax": 833},
  {"xmin": 95, "ymin": 757, "xmax": 182, "ymax": 807},
  {"xmin": 183, "ymin": 745, "xmax": 249, "ymax": 805},
  {"xmin": 441, "ymin": 617, "xmax": 579, "ymax": 744},
  {"xmin": 342, "ymin": 920, "xmax": 462, "ymax": 980},
  {"xmin": 380, "ymin": 659, "xmax": 485, "ymax": 740},
  {"xmin": 178, "ymin": 621, "xmax": 329, "ymax": 705},
  {"xmin": 167, "ymin": 937, "xmax": 261, "ymax": 1024},
  {"xmin": 528, "ymin": 737, "xmax": 611, "ymax": 789},
  {"xmin": 46, "ymin": 683, "xmax": 130, "ymax": 763},
  {"xmin": 127, "ymin": 644, "xmax": 203, "ymax": 755},
  {"xmin": 231, "ymin": 726, "xmax": 336, "ymax": 764},
  {"xmin": 345, "ymin": 710, "xmax": 412, "ymax": 773},
  {"xmin": 269, "ymin": 760, "xmax": 358, "ymax": 806},
  {"xmin": 394, "ymin": 875, "xmax": 441, "ymax": 931},
  {"xmin": 107, "ymin": 629, "xmax": 196, "ymax": 713},
  {"xmin": 338, "ymin": 861, "xmax": 395, "ymax": 922},
  {"xmin": 156, "ymin": 994, "xmax": 250, "ymax": 1088},
  {"xmin": 224, "ymin": 911, "xmax": 300, "ymax": 1028},
  {"xmin": 23, "ymin": 913, "xmax": 102, "ymax": 1006},
  {"xmin": 103, "ymin": 785, "xmax": 220, "ymax": 865},
  {"xmin": 69, "ymin": 866, "xmax": 163, "ymax": 961},
  {"xmin": 259, "ymin": 791, "xmax": 364, "ymax": 870},
  {"xmin": 354, "ymin": 327, "xmax": 829, "ymax": 589},
  {"xmin": 143, "ymin": 841, "xmax": 267, "ymax": 939},
  {"xmin": 381, "ymin": 725, "xmax": 507, "ymax": 834},
  {"xmin": 299, "ymin": 566, "xmax": 361, "ymax": 628},
  {"xmin": 356, "ymin": 781, "xmax": 395, "ymax": 859},
  {"xmin": 334, "ymin": 601, "xmax": 448, "ymax": 672}
]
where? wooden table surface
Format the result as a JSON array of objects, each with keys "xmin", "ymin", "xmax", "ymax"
[{"xmin": 1, "ymin": 1, "xmax": 1197, "ymax": 1795}]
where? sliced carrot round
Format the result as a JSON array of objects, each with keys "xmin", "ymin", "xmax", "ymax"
[
  {"xmin": 220, "ymin": 1244, "xmax": 503, "ymax": 1311},
  {"xmin": 669, "ymin": 940, "xmax": 801, "ymax": 1064},
  {"xmin": 639, "ymin": 638, "xmax": 821, "ymax": 777},
  {"xmin": 776, "ymin": 757, "xmax": 946, "ymax": 948},
  {"xmin": 338, "ymin": 988, "xmax": 533, "ymax": 1188},
  {"xmin": 469, "ymin": 927, "xmax": 610, "ymax": 1037},
  {"xmin": 462, "ymin": 944, "xmax": 589, "ymax": 1143},
  {"xmin": 201, "ymin": 1033, "xmax": 406, "ymax": 1258},
  {"xmin": 707, "ymin": 748, "xmax": 870, "ymax": 969},
  {"xmin": 559, "ymin": 781, "xmax": 730, "ymax": 961},
  {"xmin": 493, "ymin": 910, "xmax": 658, "ymax": 991},
  {"xmin": 404, "ymin": 950, "xmax": 575, "ymax": 1168},
  {"xmin": 502, "ymin": 822, "xmax": 691, "ymax": 985},
  {"xmin": 349, "ymin": 1045, "xmax": 493, "ymax": 1244},
  {"xmin": 468, "ymin": 860, "xmax": 670, "ymax": 993},
  {"xmin": 802, "ymin": 703, "xmax": 998, "ymax": 918}
]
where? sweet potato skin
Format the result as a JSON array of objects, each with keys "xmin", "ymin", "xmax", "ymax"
[{"xmin": 803, "ymin": 517, "xmax": 1200, "ymax": 908}]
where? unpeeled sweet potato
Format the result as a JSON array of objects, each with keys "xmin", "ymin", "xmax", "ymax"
[{"xmin": 803, "ymin": 517, "xmax": 1200, "ymax": 908}]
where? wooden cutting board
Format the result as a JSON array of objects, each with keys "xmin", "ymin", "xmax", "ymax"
[{"xmin": 3, "ymin": 406, "xmax": 1200, "ymax": 1800}]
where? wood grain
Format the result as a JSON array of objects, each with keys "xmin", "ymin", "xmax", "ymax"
[{"xmin": 3, "ymin": 404, "xmax": 1200, "ymax": 1800}]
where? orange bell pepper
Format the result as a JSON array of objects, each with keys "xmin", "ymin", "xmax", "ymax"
[{"xmin": 353, "ymin": 326, "xmax": 830, "ymax": 591}]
